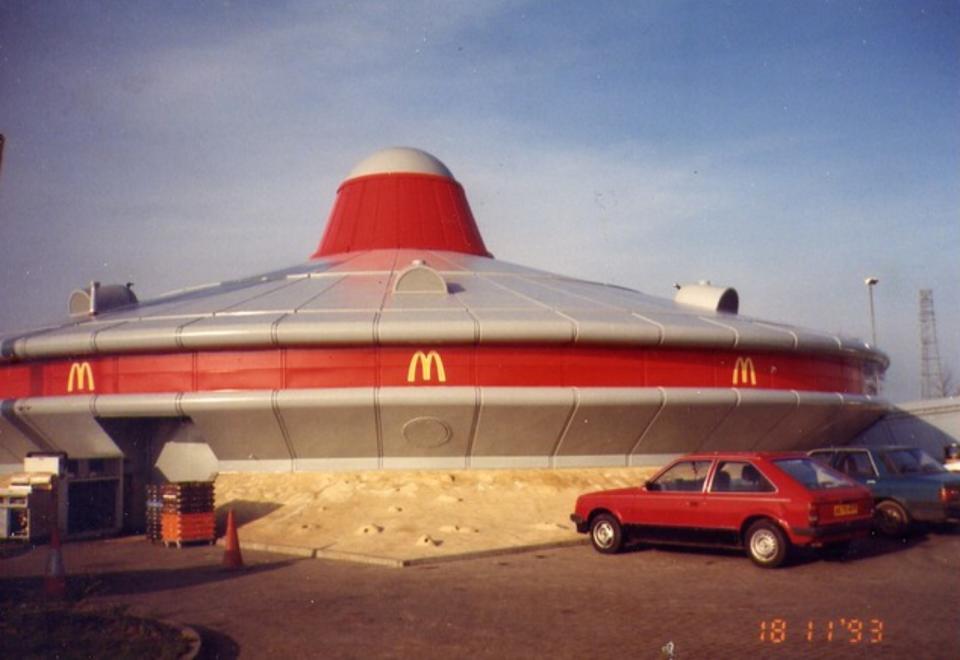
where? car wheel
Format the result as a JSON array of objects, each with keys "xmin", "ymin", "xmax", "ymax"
[
  {"xmin": 874, "ymin": 500, "xmax": 910, "ymax": 537},
  {"xmin": 745, "ymin": 520, "xmax": 789, "ymax": 568},
  {"xmin": 589, "ymin": 513, "xmax": 624, "ymax": 554}
]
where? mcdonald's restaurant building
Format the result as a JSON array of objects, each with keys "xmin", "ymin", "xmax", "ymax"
[{"xmin": 0, "ymin": 148, "xmax": 889, "ymax": 535}]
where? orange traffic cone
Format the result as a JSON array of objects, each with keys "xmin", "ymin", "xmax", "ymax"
[
  {"xmin": 44, "ymin": 526, "xmax": 67, "ymax": 598},
  {"xmin": 222, "ymin": 509, "xmax": 244, "ymax": 570}
]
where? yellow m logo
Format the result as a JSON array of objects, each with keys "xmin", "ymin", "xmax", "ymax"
[
  {"xmin": 407, "ymin": 350, "xmax": 446, "ymax": 383},
  {"xmin": 732, "ymin": 357, "xmax": 757, "ymax": 386},
  {"xmin": 67, "ymin": 361, "xmax": 95, "ymax": 392}
]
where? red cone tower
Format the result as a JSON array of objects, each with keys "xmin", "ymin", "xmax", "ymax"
[{"xmin": 312, "ymin": 146, "xmax": 490, "ymax": 258}]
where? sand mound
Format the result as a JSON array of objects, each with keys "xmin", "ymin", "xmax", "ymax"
[{"xmin": 215, "ymin": 467, "xmax": 657, "ymax": 561}]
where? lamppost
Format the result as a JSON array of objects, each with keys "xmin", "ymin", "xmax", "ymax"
[{"xmin": 864, "ymin": 276, "xmax": 879, "ymax": 346}]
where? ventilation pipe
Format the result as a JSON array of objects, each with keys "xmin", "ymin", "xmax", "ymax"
[{"xmin": 674, "ymin": 281, "xmax": 739, "ymax": 314}]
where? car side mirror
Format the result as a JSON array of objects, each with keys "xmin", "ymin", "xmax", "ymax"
[{"xmin": 644, "ymin": 481, "xmax": 660, "ymax": 492}]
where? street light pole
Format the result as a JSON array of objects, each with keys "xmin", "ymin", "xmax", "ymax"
[{"xmin": 864, "ymin": 277, "xmax": 879, "ymax": 346}]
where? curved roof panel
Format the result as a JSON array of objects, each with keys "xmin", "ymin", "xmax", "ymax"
[{"xmin": 0, "ymin": 249, "xmax": 888, "ymax": 367}]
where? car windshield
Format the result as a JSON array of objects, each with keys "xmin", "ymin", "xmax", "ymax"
[
  {"xmin": 772, "ymin": 458, "xmax": 854, "ymax": 490},
  {"xmin": 879, "ymin": 448, "xmax": 946, "ymax": 475}
]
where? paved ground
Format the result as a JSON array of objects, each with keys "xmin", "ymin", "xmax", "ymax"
[{"xmin": 2, "ymin": 528, "xmax": 958, "ymax": 659}]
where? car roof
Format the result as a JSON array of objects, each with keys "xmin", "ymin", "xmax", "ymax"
[
  {"xmin": 810, "ymin": 445, "xmax": 917, "ymax": 452},
  {"xmin": 677, "ymin": 451, "xmax": 808, "ymax": 461}
]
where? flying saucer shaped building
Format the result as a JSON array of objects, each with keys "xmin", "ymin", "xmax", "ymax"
[{"xmin": 0, "ymin": 147, "xmax": 888, "ymax": 493}]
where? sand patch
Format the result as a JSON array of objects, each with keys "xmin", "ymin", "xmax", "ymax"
[{"xmin": 215, "ymin": 466, "xmax": 658, "ymax": 561}]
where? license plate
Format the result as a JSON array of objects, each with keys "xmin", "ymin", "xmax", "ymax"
[{"xmin": 833, "ymin": 503, "xmax": 858, "ymax": 517}]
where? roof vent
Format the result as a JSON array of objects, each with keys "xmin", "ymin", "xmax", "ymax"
[
  {"xmin": 674, "ymin": 282, "xmax": 738, "ymax": 314},
  {"xmin": 69, "ymin": 281, "xmax": 138, "ymax": 317},
  {"xmin": 393, "ymin": 262, "xmax": 448, "ymax": 295}
]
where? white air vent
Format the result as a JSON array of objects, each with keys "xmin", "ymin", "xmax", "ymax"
[
  {"xmin": 393, "ymin": 261, "xmax": 448, "ymax": 295},
  {"xmin": 674, "ymin": 282, "xmax": 738, "ymax": 314},
  {"xmin": 68, "ymin": 281, "xmax": 138, "ymax": 317}
]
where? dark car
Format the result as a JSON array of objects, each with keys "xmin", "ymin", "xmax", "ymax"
[
  {"xmin": 570, "ymin": 452, "xmax": 873, "ymax": 568},
  {"xmin": 809, "ymin": 445, "xmax": 960, "ymax": 536}
]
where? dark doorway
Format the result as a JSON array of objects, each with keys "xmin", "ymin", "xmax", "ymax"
[
  {"xmin": 67, "ymin": 480, "xmax": 117, "ymax": 534},
  {"xmin": 97, "ymin": 417, "xmax": 186, "ymax": 533}
]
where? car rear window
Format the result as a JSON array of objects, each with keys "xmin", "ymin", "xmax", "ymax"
[
  {"xmin": 710, "ymin": 461, "xmax": 775, "ymax": 493},
  {"xmin": 772, "ymin": 458, "xmax": 854, "ymax": 490}
]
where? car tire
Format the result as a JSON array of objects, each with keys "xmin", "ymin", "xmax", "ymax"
[
  {"xmin": 745, "ymin": 520, "xmax": 789, "ymax": 568},
  {"xmin": 874, "ymin": 500, "xmax": 910, "ymax": 537},
  {"xmin": 589, "ymin": 513, "xmax": 624, "ymax": 554}
]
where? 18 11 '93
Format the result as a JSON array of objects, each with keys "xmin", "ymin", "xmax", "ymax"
[{"xmin": 758, "ymin": 618, "xmax": 884, "ymax": 645}]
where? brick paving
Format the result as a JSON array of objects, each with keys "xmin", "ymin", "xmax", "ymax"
[{"xmin": 2, "ymin": 529, "xmax": 958, "ymax": 659}]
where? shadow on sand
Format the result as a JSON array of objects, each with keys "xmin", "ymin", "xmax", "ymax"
[{"xmin": 215, "ymin": 499, "xmax": 283, "ymax": 531}]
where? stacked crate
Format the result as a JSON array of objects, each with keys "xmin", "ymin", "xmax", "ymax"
[
  {"xmin": 156, "ymin": 482, "xmax": 216, "ymax": 548},
  {"xmin": 145, "ymin": 485, "xmax": 163, "ymax": 542}
]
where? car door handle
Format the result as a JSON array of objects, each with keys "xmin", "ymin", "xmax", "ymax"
[
  {"xmin": 866, "ymin": 480, "xmax": 876, "ymax": 484},
  {"xmin": 687, "ymin": 501, "xmax": 699, "ymax": 507}
]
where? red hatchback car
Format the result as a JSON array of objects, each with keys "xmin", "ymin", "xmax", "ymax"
[{"xmin": 571, "ymin": 452, "xmax": 873, "ymax": 567}]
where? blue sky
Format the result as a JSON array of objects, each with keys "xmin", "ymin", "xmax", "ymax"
[{"xmin": 1, "ymin": 1, "xmax": 957, "ymax": 403}]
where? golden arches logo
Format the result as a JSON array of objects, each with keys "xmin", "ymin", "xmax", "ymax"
[
  {"xmin": 732, "ymin": 357, "xmax": 757, "ymax": 386},
  {"xmin": 67, "ymin": 361, "xmax": 95, "ymax": 392},
  {"xmin": 407, "ymin": 350, "xmax": 446, "ymax": 383}
]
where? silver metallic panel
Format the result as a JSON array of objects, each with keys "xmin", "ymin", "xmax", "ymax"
[
  {"xmin": 757, "ymin": 392, "xmax": 845, "ymax": 451},
  {"xmin": 16, "ymin": 327, "xmax": 98, "ymax": 359},
  {"xmin": 14, "ymin": 396, "xmax": 122, "ymax": 458},
  {"xmin": 153, "ymin": 279, "xmax": 298, "ymax": 316},
  {"xmin": 757, "ymin": 322, "xmax": 842, "ymax": 355},
  {"xmin": 633, "ymin": 388, "xmax": 739, "ymax": 454},
  {"xmin": 702, "ymin": 317, "xmax": 797, "ymax": 351},
  {"xmin": 377, "ymin": 310, "xmax": 478, "ymax": 343},
  {"xmin": 470, "ymin": 455, "xmax": 551, "ymax": 468},
  {"xmin": 218, "ymin": 459, "xmax": 294, "ymax": 473},
  {"xmin": 0, "ymin": 412, "xmax": 45, "ymax": 464},
  {"xmin": 382, "ymin": 290, "xmax": 465, "ymax": 310},
  {"xmin": 565, "ymin": 311, "xmax": 662, "ymax": 345},
  {"xmin": 93, "ymin": 318, "xmax": 198, "ymax": 353},
  {"xmin": 645, "ymin": 314, "xmax": 738, "ymax": 348},
  {"xmin": 274, "ymin": 311, "xmax": 377, "ymax": 344},
  {"xmin": 472, "ymin": 309, "xmax": 575, "ymax": 343},
  {"xmin": 178, "ymin": 314, "xmax": 285, "ymax": 348},
  {"xmin": 546, "ymin": 279, "xmax": 671, "ymax": 310},
  {"xmin": 445, "ymin": 255, "xmax": 555, "ymax": 275},
  {"xmin": 293, "ymin": 457, "xmax": 380, "ymax": 471},
  {"xmin": 212, "ymin": 277, "xmax": 322, "ymax": 313},
  {"xmin": 471, "ymin": 388, "xmax": 575, "ymax": 459},
  {"xmin": 378, "ymin": 387, "xmax": 476, "ymax": 460},
  {"xmin": 556, "ymin": 388, "xmax": 663, "ymax": 458},
  {"xmin": 155, "ymin": 442, "xmax": 219, "ymax": 482},
  {"xmin": 443, "ymin": 275, "xmax": 534, "ymax": 308},
  {"xmin": 93, "ymin": 394, "xmax": 181, "ymax": 417},
  {"xmin": 277, "ymin": 389, "xmax": 378, "ymax": 460},
  {"xmin": 179, "ymin": 392, "xmax": 291, "ymax": 462},
  {"xmin": 701, "ymin": 389, "xmax": 799, "ymax": 451},
  {"xmin": 297, "ymin": 273, "xmax": 391, "ymax": 310},
  {"xmin": 553, "ymin": 454, "xmax": 630, "ymax": 468},
  {"xmin": 488, "ymin": 276, "xmax": 617, "ymax": 310},
  {"xmin": 797, "ymin": 394, "xmax": 887, "ymax": 447},
  {"xmin": 628, "ymin": 452, "xmax": 682, "ymax": 468},
  {"xmin": 381, "ymin": 456, "xmax": 469, "ymax": 469}
]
